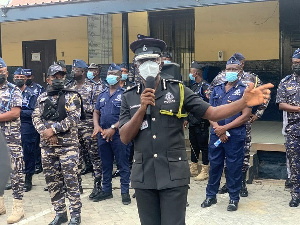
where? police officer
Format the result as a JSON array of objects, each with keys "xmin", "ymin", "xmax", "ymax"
[
  {"xmin": 32, "ymin": 64, "xmax": 82, "ymax": 225},
  {"xmin": 119, "ymin": 36, "xmax": 272, "ymax": 225},
  {"xmin": 208, "ymin": 52, "xmax": 269, "ymax": 197},
  {"xmin": 201, "ymin": 57, "xmax": 251, "ymax": 211},
  {"xmin": 0, "ymin": 58, "xmax": 25, "ymax": 224},
  {"xmin": 120, "ymin": 63, "xmax": 135, "ymax": 90},
  {"xmin": 92, "ymin": 63, "xmax": 131, "ymax": 205},
  {"xmin": 24, "ymin": 68, "xmax": 46, "ymax": 174},
  {"xmin": 87, "ymin": 63, "xmax": 106, "ymax": 101},
  {"xmin": 67, "ymin": 59, "xmax": 103, "ymax": 199},
  {"xmin": 13, "ymin": 68, "xmax": 38, "ymax": 192},
  {"xmin": 276, "ymin": 48, "xmax": 300, "ymax": 207},
  {"xmin": 184, "ymin": 61, "xmax": 210, "ymax": 181}
]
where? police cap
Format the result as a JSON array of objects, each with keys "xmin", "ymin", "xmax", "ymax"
[
  {"xmin": 47, "ymin": 64, "xmax": 66, "ymax": 77},
  {"xmin": 191, "ymin": 61, "xmax": 205, "ymax": 71},
  {"xmin": 231, "ymin": 52, "xmax": 245, "ymax": 61},
  {"xmin": 130, "ymin": 34, "xmax": 166, "ymax": 60},
  {"xmin": 88, "ymin": 63, "xmax": 101, "ymax": 70},
  {"xmin": 14, "ymin": 67, "xmax": 25, "ymax": 75},
  {"xmin": 0, "ymin": 57, "xmax": 7, "ymax": 68},
  {"xmin": 73, "ymin": 59, "xmax": 88, "ymax": 69},
  {"xmin": 292, "ymin": 48, "xmax": 300, "ymax": 59},
  {"xmin": 23, "ymin": 69, "xmax": 33, "ymax": 76},
  {"xmin": 226, "ymin": 56, "xmax": 241, "ymax": 65},
  {"xmin": 120, "ymin": 63, "xmax": 129, "ymax": 70}
]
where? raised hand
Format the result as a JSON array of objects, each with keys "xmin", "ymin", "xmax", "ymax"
[{"xmin": 243, "ymin": 83, "xmax": 274, "ymax": 107}]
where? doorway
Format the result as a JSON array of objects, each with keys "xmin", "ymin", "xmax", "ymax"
[{"xmin": 22, "ymin": 40, "xmax": 56, "ymax": 87}]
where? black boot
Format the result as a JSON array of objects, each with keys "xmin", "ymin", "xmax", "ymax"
[
  {"xmin": 240, "ymin": 172, "xmax": 248, "ymax": 197},
  {"xmin": 201, "ymin": 197, "xmax": 217, "ymax": 208},
  {"xmin": 5, "ymin": 183, "xmax": 12, "ymax": 190},
  {"xmin": 68, "ymin": 216, "xmax": 81, "ymax": 225},
  {"xmin": 49, "ymin": 212, "xmax": 68, "ymax": 225},
  {"xmin": 35, "ymin": 165, "xmax": 43, "ymax": 174},
  {"xmin": 93, "ymin": 191, "xmax": 113, "ymax": 202},
  {"xmin": 285, "ymin": 178, "xmax": 292, "ymax": 189},
  {"xmin": 227, "ymin": 200, "xmax": 239, "ymax": 211},
  {"xmin": 80, "ymin": 164, "xmax": 93, "ymax": 175},
  {"xmin": 112, "ymin": 170, "xmax": 120, "ymax": 178},
  {"xmin": 89, "ymin": 178, "xmax": 102, "ymax": 200},
  {"xmin": 289, "ymin": 197, "xmax": 299, "ymax": 207},
  {"xmin": 24, "ymin": 174, "xmax": 33, "ymax": 192}
]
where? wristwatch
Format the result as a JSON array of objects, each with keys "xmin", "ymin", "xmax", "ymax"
[{"xmin": 111, "ymin": 124, "xmax": 117, "ymax": 130}]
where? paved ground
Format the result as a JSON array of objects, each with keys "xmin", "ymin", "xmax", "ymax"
[{"xmin": 0, "ymin": 172, "xmax": 299, "ymax": 225}]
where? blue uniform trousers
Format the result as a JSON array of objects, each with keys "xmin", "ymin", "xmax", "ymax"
[
  {"xmin": 22, "ymin": 133, "xmax": 38, "ymax": 175},
  {"xmin": 206, "ymin": 134, "xmax": 245, "ymax": 201},
  {"xmin": 98, "ymin": 132, "xmax": 130, "ymax": 194}
]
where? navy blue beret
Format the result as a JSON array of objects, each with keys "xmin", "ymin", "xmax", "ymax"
[
  {"xmin": 73, "ymin": 59, "xmax": 88, "ymax": 69},
  {"xmin": 108, "ymin": 63, "xmax": 121, "ymax": 72},
  {"xmin": 231, "ymin": 53, "xmax": 245, "ymax": 61},
  {"xmin": 14, "ymin": 67, "xmax": 25, "ymax": 75},
  {"xmin": 226, "ymin": 57, "xmax": 241, "ymax": 65},
  {"xmin": 292, "ymin": 48, "xmax": 300, "ymax": 59},
  {"xmin": 0, "ymin": 58, "xmax": 7, "ymax": 68}
]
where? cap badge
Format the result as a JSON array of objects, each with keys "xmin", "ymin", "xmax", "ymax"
[{"xmin": 143, "ymin": 45, "xmax": 147, "ymax": 52}]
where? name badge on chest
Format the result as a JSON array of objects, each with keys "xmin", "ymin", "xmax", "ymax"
[{"xmin": 140, "ymin": 120, "xmax": 149, "ymax": 130}]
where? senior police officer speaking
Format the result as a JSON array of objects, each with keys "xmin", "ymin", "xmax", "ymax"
[{"xmin": 118, "ymin": 35, "xmax": 273, "ymax": 225}]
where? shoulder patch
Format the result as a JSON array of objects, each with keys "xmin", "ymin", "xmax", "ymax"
[
  {"xmin": 281, "ymin": 75, "xmax": 292, "ymax": 83},
  {"xmin": 123, "ymin": 85, "xmax": 138, "ymax": 93},
  {"xmin": 166, "ymin": 79, "xmax": 182, "ymax": 84}
]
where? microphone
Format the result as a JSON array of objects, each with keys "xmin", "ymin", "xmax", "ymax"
[{"xmin": 145, "ymin": 76, "xmax": 155, "ymax": 115}]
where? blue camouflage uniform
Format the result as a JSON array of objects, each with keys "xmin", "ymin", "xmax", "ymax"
[
  {"xmin": 24, "ymin": 69, "xmax": 45, "ymax": 172},
  {"xmin": 95, "ymin": 86, "xmax": 130, "ymax": 194},
  {"xmin": 206, "ymin": 80, "xmax": 247, "ymax": 202},
  {"xmin": 276, "ymin": 73, "xmax": 300, "ymax": 200},
  {"xmin": 0, "ymin": 81, "xmax": 24, "ymax": 200}
]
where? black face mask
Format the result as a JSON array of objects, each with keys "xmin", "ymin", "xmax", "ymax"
[
  {"xmin": 25, "ymin": 79, "xmax": 33, "ymax": 86},
  {"xmin": 0, "ymin": 74, "xmax": 6, "ymax": 85},
  {"xmin": 292, "ymin": 64, "xmax": 300, "ymax": 75},
  {"xmin": 52, "ymin": 79, "xmax": 64, "ymax": 90},
  {"xmin": 15, "ymin": 79, "xmax": 25, "ymax": 87},
  {"xmin": 74, "ymin": 74, "xmax": 83, "ymax": 81}
]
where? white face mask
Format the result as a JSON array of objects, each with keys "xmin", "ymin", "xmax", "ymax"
[{"xmin": 138, "ymin": 61, "xmax": 160, "ymax": 80}]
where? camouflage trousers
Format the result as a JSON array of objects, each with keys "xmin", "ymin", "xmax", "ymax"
[
  {"xmin": 242, "ymin": 122, "xmax": 252, "ymax": 172},
  {"xmin": 8, "ymin": 144, "xmax": 24, "ymax": 200},
  {"xmin": 285, "ymin": 135, "xmax": 300, "ymax": 199},
  {"xmin": 42, "ymin": 146, "xmax": 82, "ymax": 217},
  {"xmin": 78, "ymin": 127, "xmax": 102, "ymax": 180}
]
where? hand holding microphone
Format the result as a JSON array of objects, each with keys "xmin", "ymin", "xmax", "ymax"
[{"xmin": 140, "ymin": 76, "xmax": 156, "ymax": 114}]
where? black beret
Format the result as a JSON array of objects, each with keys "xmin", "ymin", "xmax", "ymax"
[{"xmin": 191, "ymin": 61, "xmax": 205, "ymax": 70}]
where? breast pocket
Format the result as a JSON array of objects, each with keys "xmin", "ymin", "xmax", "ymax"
[
  {"xmin": 167, "ymin": 150, "xmax": 190, "ymax": 180},
  {"xmin": 131, "ymin": 152, "xmax": 144, "ymax": 183},
  {"xmin": 111, "ymin": 100, "xmax": 121, "ymax": 115},
  {"xmin": 160, "ymin": 103, "xmax": 182, "ymax": 127},
  {"xmin": 286, "ymin": 89, "xmax": 300, "ymax": 103}
]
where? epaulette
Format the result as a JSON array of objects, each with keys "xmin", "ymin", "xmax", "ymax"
[
  {"xmin": 165, "ymin": 78, "xmax": 182, "ymax": 83},
  {"xmin": 281, "ymin": 75, "xmax": 292, "ymax": 83},
  {"xmin": 7, "ymin": 82, "xmax": 16, "ymax": 89},
  {"xmin": 123, "ymin": 84, "xmax": 138, "ymax": 93},
  {"xmin": 36, "ymin": 83, "xmax": 43, "ymax": 89}
]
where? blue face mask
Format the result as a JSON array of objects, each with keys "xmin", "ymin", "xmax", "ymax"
[
  {"xmin": 189, "ymin": 73, "xmax": 195, "ymax": 81},
  {"xmin": 225, "ymin": 72, "xmax": 238, "ymax": 82},
  {"xmin": 87, "ymin": 71, "xmax": 94, "ymax": 80},
  {"xmin": 164, "ymin": 60, "xmax": 171, "ymax": 64},
  {"xmin": 121, "ymin": 74, "xmax": 128, "ymax": 81},
  {"xmin": 106, "ymin": 75, "xmax": 119, "ymax": 85}
]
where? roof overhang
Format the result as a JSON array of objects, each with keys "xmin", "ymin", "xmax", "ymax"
[{"xmin": 0, "ymin": 0, "xmax": 276, "ymax": 22}]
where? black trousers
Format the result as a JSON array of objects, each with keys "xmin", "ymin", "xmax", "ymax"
[
  {"xmin": 135, "ymin": 186, "xmax": 188, "ymax": 225},
  {"xmin": 189, "ymin": 125, "xmax": 209, "ymax": 165}
]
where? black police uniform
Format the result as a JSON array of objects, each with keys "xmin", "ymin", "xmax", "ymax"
[
  {"xmin": 119, "ymin": 79, "xmax": 210, "ymax": 225},
  {"xmin": 188, "ymin": 80, "xmax": 210, "ymax": 165}
]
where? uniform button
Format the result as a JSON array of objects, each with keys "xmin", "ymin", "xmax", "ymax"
[
  {"xmin": 170, "ymin": 109, "xmax": 173, "ymax": 113},
  {"xmin": 133, "ymin": 159, "xmax": 136, "ymax": 162},
  {"xmin": 179, "ymin": 157, "xmax": 182, "ymax": 160},
  {"xmin": 153, "ymin": 135, "xmax": 156, "ymax": 139},
  {"xmin": 154, "ymin": 154, "xmax": 158, "ymax": 158},
  {"xmin": 152, "ymin": 118, "xmax": 156, "ymax": 121}
]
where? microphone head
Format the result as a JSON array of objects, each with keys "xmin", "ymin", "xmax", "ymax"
[{"xmin": 145, "ymin": 76, "xmax": 156, "ymax": 89}]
